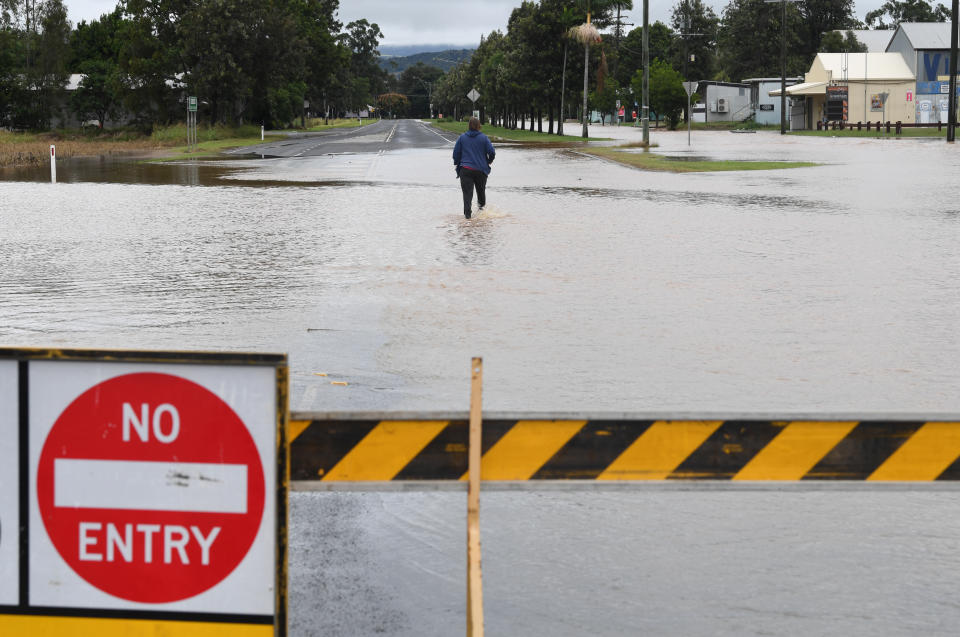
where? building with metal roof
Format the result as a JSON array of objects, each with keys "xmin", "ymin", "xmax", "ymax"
[
  {"xmin": 837, "ymin": 29, "xmax": 895, "ymax": 53},
  {"xmin": 886, "ymin": 22, "xmax": 960, "ymax": 123},
  {"xmin": 770, "ymin": 53, "xmax": 915, "ymax": 129}
]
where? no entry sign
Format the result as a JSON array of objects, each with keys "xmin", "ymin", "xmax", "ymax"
[
  {"xmin": 0, "ymin": 348, "xmax": 287, "ymax": 636},
  {"xmin": 36, "ymin": 372, "xmax": 265, "ymax": 603}
]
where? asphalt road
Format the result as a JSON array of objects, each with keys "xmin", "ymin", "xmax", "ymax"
[{"xmin": 228, "ymin": 119, "xmax": 459, "ymax": 157}]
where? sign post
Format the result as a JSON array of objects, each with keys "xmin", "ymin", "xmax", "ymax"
[
  {"xmin": 682, "ymin": 81, "xmax": 698, "ymax": 146},
  {"xmin": 187, "ymin": 96, "xmax": 198, "ymax": 151},
  {"xmin": 0, "ymin": 348, "xmax": 287, "ymax": 636},
  {"xmin": 467, "ymin": 88, "xmax": 481, "ymax": 120}
]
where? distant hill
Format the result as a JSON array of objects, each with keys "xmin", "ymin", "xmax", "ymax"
[{"xmin": 378, "ymin": 48, "xmax": 475, "ymax": 74}]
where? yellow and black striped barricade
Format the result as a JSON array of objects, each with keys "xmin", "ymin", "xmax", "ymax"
[{"xmin": 289, "ymin": 413, "xmax": 960, "ymax": 482}]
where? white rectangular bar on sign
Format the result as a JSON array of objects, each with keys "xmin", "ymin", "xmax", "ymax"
[
  {"xmin": 0, "ymin": 360, "xmax": 18, "ymax": 605},
  {"xmin": 54, "ymin": 459, "xmax": 248, "ymax": 514}
]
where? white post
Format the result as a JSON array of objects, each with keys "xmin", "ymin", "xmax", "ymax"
[
  {"xmin": 261, "ymin": 125, "xmax": 264, "ymax": 141},
  {"xmin": 50, "ymin": 145, "xmax": 56, "ymax": 183}
]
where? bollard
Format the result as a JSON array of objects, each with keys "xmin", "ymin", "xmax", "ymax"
[
  {"xmin": 857, "ymin": 121, "xmax": 862, "ymax": 130},
  {"xmin": 886, "ymin": 121, "xmax": 891, "ymax": 133},
  {"xmin": 866, "ymin": 121, "xmax": 871, "ymax": 131},
  {"xmin": 896, "ymin": 121, "xmax": 902, "ymax": 135},
  {"xmin": 261, "ymin": 125, "xmax": 264, "ymax": 141},
  {"xmin": 50, "ymin": 145, "xmax": 56, "ymax": 183}
]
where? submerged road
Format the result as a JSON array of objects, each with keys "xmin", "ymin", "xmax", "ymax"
[
  {"xmin": 4, "ymin": 127, "xmax": 960, "ymax": 634},
  {"xmin": 228, "ymin": 118, "xmax": 458, "ymax": 157}
]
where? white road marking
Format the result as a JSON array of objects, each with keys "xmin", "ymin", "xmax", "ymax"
[{"xmin": 418, "ymin": 121, "xmax": 456, "ymax": 145}]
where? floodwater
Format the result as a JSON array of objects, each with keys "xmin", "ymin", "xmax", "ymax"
[
  {"xmin": 2, "ymin": 128, "xmax": 960, "ymax": 414},
  {"xmin": 4, "ymin": 125, "xmax": 960, "ymax": 634}
]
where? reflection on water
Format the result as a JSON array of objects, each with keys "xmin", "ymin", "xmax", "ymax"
[{"xmin": 1, "ymin": 132, "xmax": 960, "ymax": 416}]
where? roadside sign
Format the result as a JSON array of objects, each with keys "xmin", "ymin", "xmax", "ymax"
[
  {"xmin": 0, "ymin": 361, "xmax": 17, "ymax": 606},
  {"xmin": 467, "ymin": 88, "xmax": 480, "ymax": 102},
  {"xmin": 188, "ymin": 96, "xmax": 198, "ymax": 112},
  {"xmin": 36, "ymin": 373, "xmax": 265, "ymax": 604},
  {"xmin": 682, "ymin": 82, "xmax": 698, "ymax": 97},
  {"xmin": 0, "ymin": 348, "xmax": 287, "ymax": 635}
]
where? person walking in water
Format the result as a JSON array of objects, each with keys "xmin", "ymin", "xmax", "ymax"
[{"xmin": 453, "ymin": 117, "xmax": 495, "ymax": 219}]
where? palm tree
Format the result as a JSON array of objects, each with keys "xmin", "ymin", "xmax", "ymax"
[{"xmin": 569, "ymin": 14, "xmax": 601, "ymax": 138}]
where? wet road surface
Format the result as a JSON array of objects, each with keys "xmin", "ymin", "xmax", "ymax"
[
  {"xmin": 226, "ymin": 119, "xmax": 458, "ymax": 157},
  {"xmin": 3, "ymin": 121, "xmax": 960, "ymax": 634}
]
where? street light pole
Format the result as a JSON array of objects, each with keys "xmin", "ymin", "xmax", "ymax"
[
  {"xmin": 780, "ymin": 0, "xmax": 786, "ymax": 134},
  {"xmin": 765, "ymin": 0, "xmax": 799, "ymax": 134}
]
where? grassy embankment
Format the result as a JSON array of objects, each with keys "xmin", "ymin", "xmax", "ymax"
[
  {"xmin": 429, "ymin": 118, "xmax": 815, "ymax": 172},
  {"xmin": 426, "ymin": 119, "xmax": 607, "ymax": 142},
  {"xmin": 304, "ymin": 117, "xmax": 378, "ymax": 132},
  {"xmin": 0, "ymin": 118, "xmax": 376, "ymax": 166},
  {"xmin": 582, "ymin": 144, "xmax": 819, "ymax": 172}
]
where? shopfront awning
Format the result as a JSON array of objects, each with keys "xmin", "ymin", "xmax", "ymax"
[{"xmin": 768, "ymin": 81, "xmax": 828, "ymax": 96}]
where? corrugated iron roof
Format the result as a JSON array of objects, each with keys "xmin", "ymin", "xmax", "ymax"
[
  {"xmin": 843, "ymin": 29, "xmax": 895, "ymax": 53},
  {"xmin": 895, "ymin": 22, "xmax": 958, "ymax": 50}
]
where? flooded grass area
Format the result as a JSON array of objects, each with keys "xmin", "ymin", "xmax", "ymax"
[
  {"xmin": 0, "ymin": 129, "xmax": 165, "ymax": 166},
  {"xmin": 581, "ymin": 145, "xmax": 819, "ymax": 172}
]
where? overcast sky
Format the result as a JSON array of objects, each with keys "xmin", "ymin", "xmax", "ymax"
[{"xmin": 66, "ymin": 0, "xmax": 885, "ymax": 48}]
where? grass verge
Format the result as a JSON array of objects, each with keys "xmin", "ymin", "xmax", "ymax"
[
  {"xmin": 426, "ymin": 119, "xmax": 608, "ymax": 142},
  {"xmin": 582, "ymin": 147, "xmax": 818, "ymax": 173},
  {"xmin": 0, "ymin": 123, "xmax": 292, "ymax": 166},
  {"xmin": 0, "ymin": 129, "xmax": 165, "ymax": 167},
  {"xmin": 303, "ymin": 117, "xmax": 378, "ymax": 132}
]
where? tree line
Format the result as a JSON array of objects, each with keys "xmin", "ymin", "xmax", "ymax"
[
  {"xmin": 433, "ymin": 0, "xmax": 949, "ymax": 131},
  {"xmin": 0, "ymin": 0, "xmax": 950, "ymax": 132},
  {"xmin": 1, "ymin": 0, "xmax": 396, "ymax": 129}
]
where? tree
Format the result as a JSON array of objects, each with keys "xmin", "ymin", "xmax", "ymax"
[
  {"xmin": 398, "ymin": 62, "xmax": 444, "ymax": 118},
  {"xmin": 590, "ymin": 76, "xmax": 619, "ymax": 124},
  {"xmin": 819, "ymin": 29, "xmax": 868, "ymax": 52},
  {"xmin": 798, "ymin": 0, "xmax": 860, "ymax": 59},
  {"xmin": 865, "ymin": 0, "xmax": 948, "ymax": 28},
  {"xmin": 376, "ymin": 92, "xmax": 408, "ymax": 118},
  {"xmin": 70, "ymin": 10, "xmax": 127, "ymax": 128},
  {"xmin": 71, "ymin": 59, "xmax": 118, "ymax": 126},
  {"xmin": 718, "ymin": 0, "xmax": 805, "ymax": 81},
  {"xmin": 634, "ymin": 58, "xmax": 686, "ymax": 128},
  {"xmin": 615, "ymin": 22, "xmax": 675, "ymax": 87},
  {"xmin": 671, "ymin": 0, "xmax": 719, "ymax": 82}
]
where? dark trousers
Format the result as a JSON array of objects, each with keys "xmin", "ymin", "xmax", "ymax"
[{"xmin": 459, "ymin": 167, "xmax": 487, "ymax": 215}]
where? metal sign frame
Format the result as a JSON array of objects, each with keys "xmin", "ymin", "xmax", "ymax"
[{"xmin": 0, "ymin": 347, "xmax": 288, "ymax": 637}]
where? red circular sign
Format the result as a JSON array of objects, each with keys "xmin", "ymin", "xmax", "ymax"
[{"xmin": 37, "ymin": 372, "xmax": 265, "ymax": 603}]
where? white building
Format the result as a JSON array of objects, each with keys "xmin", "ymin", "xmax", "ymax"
[{"xmin": 743, "ymin": 77, "xmax": 802, "ymax": 125}]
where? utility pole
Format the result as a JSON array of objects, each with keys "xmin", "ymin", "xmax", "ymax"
[
  {"xmin": 642, "ymin": 0, "xmax": 649, "ymax": 143},
  {"xmin": 949, "ymin": 0, "xmax": 958, "ymax": 142}
]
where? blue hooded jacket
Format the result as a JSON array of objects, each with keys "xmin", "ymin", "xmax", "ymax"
[{"xmin": 453, "ymin": 130, "xmax": 495, "ymax": 175}]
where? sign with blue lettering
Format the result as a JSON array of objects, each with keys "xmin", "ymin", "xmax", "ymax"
[{"xmin": 916, "ymin": 81, "xmax": 960, "ymax": 96}]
